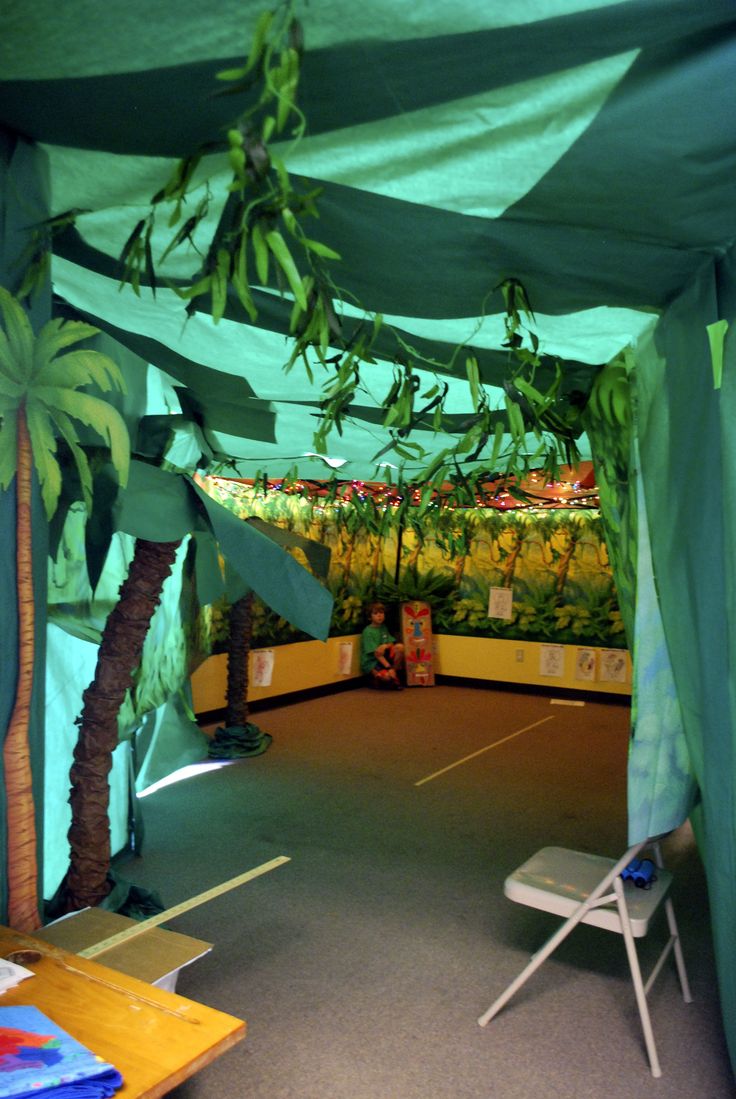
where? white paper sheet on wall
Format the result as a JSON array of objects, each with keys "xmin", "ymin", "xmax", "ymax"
[
  {"xmin": 599, "ymin": 649, "xmax": 627, "ymax": 683},
  {"xmin": 539, "ymin": 644, "xmax": 565, "ymax": 677},
  {"xmin": 338, "ymin": 641, "xmax": 353, "ymax": 676},
  {"xmin": 488, "ymin": 586, "xmax": 514, "ymax": 620},
  {"xmin": 252, "ymin": 649, "xmax": 275, "ymax": 687},
  {"xmin": 575, "ymin": 648, "xmax": 596, "ymax": 681}
]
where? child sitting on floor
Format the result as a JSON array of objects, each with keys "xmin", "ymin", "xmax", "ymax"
[{"xmin": 360, "ymin": 601, "xmax": 405, "ymax": 689}]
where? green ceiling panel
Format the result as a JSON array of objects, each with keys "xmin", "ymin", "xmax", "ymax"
[{"xmin": 277, "ymin": 51, "xmax": 639, "ymax": 217}]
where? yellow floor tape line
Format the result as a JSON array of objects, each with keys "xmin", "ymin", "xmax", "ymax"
[
  {"xmin": 415, "ymin": 717, "xmax": 555, "ymax": 786},
  {"xmin": 79, "ymin": 855, "xmax": 291, "ymax": 959}
]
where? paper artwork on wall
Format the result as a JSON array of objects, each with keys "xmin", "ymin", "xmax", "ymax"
[
  {"xmin": 488, "ymin": 586, "xmax": 514, "ymax": 620},
  {"xmin": 599, "ymin": 649, "xmax": 628, "ymax": 683},
  {"xmin": 401, "ymin": 601, "xmax": 435, "ymax": 686},
  {"xmin": 338, "ymin": 641, "xmax": 353, "ymax": 676},
  {"xmin": 252, "ymin": 649, "xmax": 275, "ymax": 687},
  {"xmin": 539, "ymin": 644, "xmax": 565, "ymax": 677},
  {"xmin": 575, "ymin": 648, "xmax": 596, "ymax": 681}
]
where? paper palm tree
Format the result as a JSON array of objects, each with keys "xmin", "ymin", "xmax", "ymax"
[
  {"xmin": 0, "ymin": 288, "xmax": 129, "ymax": 930},
  {"xmin": 209, "ymin": 519, "xmax": 331, "ymax": 760},
  {"xmin": 53, "ymin": 460, "xmax": 333, "ymax": 914}
]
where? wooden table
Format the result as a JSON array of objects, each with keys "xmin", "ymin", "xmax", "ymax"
[{"xmin": 0, "ymin": 925, "xmax": 245, "ymax": 1098}]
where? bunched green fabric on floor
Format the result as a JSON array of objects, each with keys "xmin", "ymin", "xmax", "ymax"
[{"xmin": 208, "ymin": 724, "xmax": 273, "ymax": 759}]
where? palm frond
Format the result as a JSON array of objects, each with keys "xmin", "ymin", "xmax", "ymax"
[
  {"xmin": 25, "ymin": 399, "xmax": 61, "ymax": 517},
  {"xmin": 33, "ymin": 386, "xmax": 130, "ymax": 487},
  {"xmin": 0, "ymin": 327, "xmax": 25, "ymax": 385},
  {"xmin": 32, "ymin": 317, "xmax": 100, "ymax": 378},
  {"xmin": 34, "ymin": 349, "xmax": 127, "ymax": 393},
  {"xmin": 0, "ymin": 373, "xmax": 24, "ymax": 401},
  {"xmin": 0, "ymin": 287, "xmax": 34, "ymax": 376},
  {"xmin": 0, "ymin": 409, "xmax": 18, "ymax": 490},
  {"xmin": 47, "ymin": 407, "xmax": 94, "ymax": 511}
]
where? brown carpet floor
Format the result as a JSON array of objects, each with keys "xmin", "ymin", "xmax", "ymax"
[{"xmin": 116, "ymin": 684, "xmax": 734, "ymax": 1098}]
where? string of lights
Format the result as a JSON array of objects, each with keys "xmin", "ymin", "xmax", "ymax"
[{"xmin": 209, "ymin": 466, "xmax": 600, "ymax": 512}]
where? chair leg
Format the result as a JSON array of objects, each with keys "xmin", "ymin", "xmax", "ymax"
[
  {"xmin": 477, "ymin": 928, "xmax": 562, "ymax": 1026},
  {"xmin": 651, "ymin": 841, "xmax": 692, "ymax": 1003},
  {"xmin": 663, "ymin": 897, "xmax": 693, "ymax": 1003},
  {"xmin": 613, "ymin": 876, "xmax": 662, "ymax": 1078}
]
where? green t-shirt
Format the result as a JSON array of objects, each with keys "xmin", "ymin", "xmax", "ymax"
[{"xmin": 360, "ymin": 623, "xmax": 395, "ymax": 673}]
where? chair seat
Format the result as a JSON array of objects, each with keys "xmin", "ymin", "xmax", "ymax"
[{"xmin": 505, "ymin": 846, "xmax": 673, "ymax": 937}]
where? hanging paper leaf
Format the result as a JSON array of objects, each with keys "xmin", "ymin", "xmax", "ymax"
[{"xmin": 706, "ymin": 318, "xmax": 729, "ymax": 390}]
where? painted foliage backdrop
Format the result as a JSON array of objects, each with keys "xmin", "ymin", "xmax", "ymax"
[{"xmin": 199, "ymin": 480, "xmax": 625, "ymax": 656}]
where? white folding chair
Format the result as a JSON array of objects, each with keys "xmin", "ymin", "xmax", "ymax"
[{"xmin": 478, "ymin": 836, "xmax": 692, "ymax": 1077}]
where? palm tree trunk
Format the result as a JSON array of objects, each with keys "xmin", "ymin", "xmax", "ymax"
[
  {"xmin": 370, "ymin": 535, "xmax": 384, "ymax": 584},
  {"xmin": 225, "ymin": 592, "xmax": 253, "ymax": 728},
  {"xmin": 555, "ymin": 543, "xmax": 577, "ymax": 597},
  {"xmin": 337, "ymin": 534, "xmax": 355, "ymax": 601},
  {"xmin": 502, "ymin": 537, "xmax": 523, "ymax": 587},
  {"xmin": 453, "ymin": 553, "xmax": 467, "ymax": 587},
  {"xmin": 4, "ymin": 407, "xmax": 41, "ymax": 932},
  {"xmin": 405, "ymin": 536, "xmax": 423, "ymax": 572},
  {"xmin": 62, "ymin": 537, "xmax": 181, "ymax": 912}
]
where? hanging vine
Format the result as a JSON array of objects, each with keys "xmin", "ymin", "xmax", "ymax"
[{"xmin": 18, "ymin": 1, "xmax": 590, "ymax": 505}]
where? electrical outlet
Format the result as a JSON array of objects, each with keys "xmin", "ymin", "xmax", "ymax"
[{"xmin": 515, "ymin": 649, "xmax": 525, "ymax": 663}]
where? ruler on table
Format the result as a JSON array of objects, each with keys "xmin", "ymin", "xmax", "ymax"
[{"xmin": 79, "ymin": 855, "xmax": 291, "ymax": 959}]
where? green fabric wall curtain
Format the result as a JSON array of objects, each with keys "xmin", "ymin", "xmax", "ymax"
[{"xmin": 637, "ymin": 263, "xmax": 736, "ymax": 1072}]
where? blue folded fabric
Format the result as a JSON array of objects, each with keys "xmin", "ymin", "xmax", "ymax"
[
  {"xmin": 0, "ymin": 1006, "xmax": 123, "ymax": 1099},
  {"xmin": 7, "ymin": 1070, "xmax": 123, "ymax": 1099}
]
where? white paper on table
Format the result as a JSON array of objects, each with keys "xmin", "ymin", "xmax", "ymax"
[
  {"xmin": 488, "ymin": 586, "xmax": 514, "ymax": 620},
  {"xmin": 252, "ymin": 648, "xmax": 275, "ymax": 687},
  {"xmin": 338, "ymin": 641, "xmax": 353, "ymax": 676},
  {"xmin": 0, "ymin": 959, "xmax": 35, "ymax": 995}
]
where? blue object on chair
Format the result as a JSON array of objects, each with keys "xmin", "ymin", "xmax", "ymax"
[{"xmin": 622, "ymin": 857, "xmax": 657, "ymax": 889}]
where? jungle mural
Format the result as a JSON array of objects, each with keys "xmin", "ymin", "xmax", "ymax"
[{"xmin": 198, "ymin": 479, "xmax": 625, "ymax": 654}]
